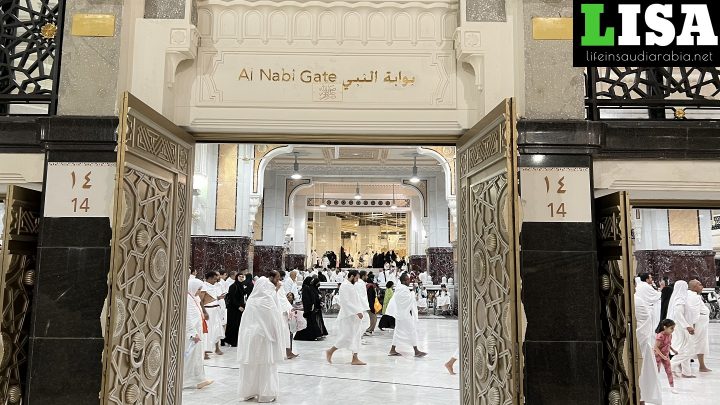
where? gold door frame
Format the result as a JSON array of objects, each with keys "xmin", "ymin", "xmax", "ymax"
[
  {"xmin": 0, "ymin": 186, "xmax": 41, "ymax": 405},
  {"xmin": 596, "ymin": 192, "xmax": 639, "ymax": 405},
  {"xmin": 456, "ymin": 99, "xmax": 523, "ymax": 405},
  {"xmin": 100, "ymin": 93, "xmax": 194, "ymax": 405}
]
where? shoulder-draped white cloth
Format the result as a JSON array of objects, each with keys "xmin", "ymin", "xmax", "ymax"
[
  {"xmin": 333, "ymin": 280, "xmax": 365, "ymax": 353},
  {"xmin": 688, "ymin": 290, "xmax": 711, "ymax": 355},
  {"xmin": 668, "ymin": 281, "xmax": 699, "ymax": 375},
  {"xmin": 634, "ymin": 295, "xmax": 662, "ymax": 404},
  {"xmin": 236, "ymin": 277, "xmax": 286, "ymax": 401},
  {"xmin": 387, "ymin": 284, "xmax": 419, "ymax": 348},
  {"xmin": 276, "ymin": 281, "xmax": 294, "ymax": 350},
  {"xmin": 202, "ymin": 282, "xmax": 225, "ymax": 350},
  {"xmin": 636, "ymin": 281, "xmax": 661, "ymax": 328}
]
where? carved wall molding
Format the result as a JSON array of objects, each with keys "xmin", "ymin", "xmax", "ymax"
[
  {"xmin": 458, "ymin": 124, "xmax": 503, "ymax": 177},
  {"xmin": 307, "ymin": 197, "xmax": 410, "ymax": 208},
  {"xmin": 197, "ymin": 0, "xmax": 458, "ymax": 47},
  {"xmin": 285, "ymin": 178, "xmax": 312, "ymax": 216},
  {"xmin": 402, "ymin": 179, "xmax": 428, "ymax": 217}
]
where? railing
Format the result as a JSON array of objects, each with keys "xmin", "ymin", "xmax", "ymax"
[
  {"xmin": 0, "ymin": 0, "xmax": 65, "ymax": 115},
  {"xmin": 585, "ymin": 67, "xmax": 720, "ymax": 120}
]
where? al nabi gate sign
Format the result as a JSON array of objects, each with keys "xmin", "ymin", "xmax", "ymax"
[{"xmin": 573, "ymin": 0, "xmax": 720, "ymax": 66}]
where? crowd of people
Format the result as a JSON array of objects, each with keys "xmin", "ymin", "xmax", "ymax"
[
  {"xmin": 634, "ymin": 273, "xmax": 713, "ymax": 404},
  {"xmin": 183, "ymin": 265, "xmax": 446, "ymax": 403}
]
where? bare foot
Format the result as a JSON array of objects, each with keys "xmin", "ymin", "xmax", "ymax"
[
  {"xmin": 215, "ymin": 350, "xmax": 224, "ymax": 355},
  {"xmin": 388, "ymin": 351, "xmax": 401, "ymax": 356},
  {"xmin": 700, "ymin": 367, "xmax": 712, "ymax": 372},
  {"xmin": 287, "ymin": 353, "xmax": 299, "ymax": 359},
  {"xmin": 204, "ymin": 354, "xmax": 210, "ymax": 360},
  {"xmin": 325, "ymin": 350, "xmax": 333, "ymax": 364},
  {"xmin": 445, "ymin": 362, "xmax": 456, "ymax": 375},
  {"xmin": 681, "ymin": 374, "xmax": 696, "ymax": 378},
  {"xmin": 414, "ymin": 351, "xmax": 427, "ymax": 357},
  {"xmin": 197, "ymin": 380, "xmax": 213, "ymax": 389},
  {"xmin": 351, "ymin": 358, "xmax": 367, "ymax": 365}
]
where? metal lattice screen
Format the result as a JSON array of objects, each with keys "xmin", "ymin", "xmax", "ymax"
[{"xmin": 0, "ymin": 0, "xmax": 64, "ymax": 115}]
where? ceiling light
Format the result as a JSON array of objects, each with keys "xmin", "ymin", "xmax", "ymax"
[
  {"xmin": 410, "ymin": 156, "xmax": 420, "ymax": 184},
  {"xmin": 291, "ymin": 152, "xmax": 302, "ymax": 179},
  {"xmin": 354, "ymin": 183, "xmax": 362, "ymax": 200}
]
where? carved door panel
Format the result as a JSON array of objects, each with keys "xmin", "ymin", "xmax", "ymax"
[
  {"xmin": 456, "ymin": 100, "xmax": 522, "ymax": 405},
  {"xmin": 0, "ymin": 186, "xmax": 41, "ymax": 405},
  {"xmin": 596, "ymin": 192, "xmax": 639, "ymax": 405},
  {"xmin": 100, "ymin": 93, "xmax": 194, "ymax": 405}
]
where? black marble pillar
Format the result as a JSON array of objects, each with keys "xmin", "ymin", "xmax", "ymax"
[
  {"xmin": 25, "ymin": 117, "xmax": 117, "ymax": 404},
  {"xmin": 519, "ymin": 154, "xmax": 603, "ymax": 405}
]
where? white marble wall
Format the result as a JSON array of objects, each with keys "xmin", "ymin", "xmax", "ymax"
[
  {"xmin": 427, "ymin": 175, "xmax": 452, "ymax": 248},
  {"xmin": 633, "ymin": 209, "xmax": 714, "ymax": 251},
  {"xmin": 312, "ymin": 213, "xmax": 342, "ymax": 255},
  {"xmin": 192, "ymin": 144, "xmax": 254, "ymax": 237}
]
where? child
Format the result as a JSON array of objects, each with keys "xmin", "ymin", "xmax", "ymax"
[
  {"xmin": 286, "ymin": 292, "xmax": 305, "ymax": 359},
  {"xmin": 654, "ymin": 319, "xmax": 679, "ymax": 394}
]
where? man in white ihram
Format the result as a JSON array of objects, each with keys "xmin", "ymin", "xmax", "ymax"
[
  {"xmin": 688, "ymin": 279, "xmax": 712, "ymax": 373},
  {"xmin": 183, "ymin": 278, "xmax": 213, "ymax": 390},
  {"xmin": 387, "ymin": 272, "xmax": 427, "ymax": 357},
  {"xmin": 326, "ymin": 270, "xmax": 367, "ymax": 365},
  {"xmin": 635, "ymin": 273, "xmax": 661, "ymax": 330},
  {"xmin": 633, "ymin": 277, "xmax": 661, "ymax": 404},
  {"xmin": 668, "ymin": 280, "xmax": 700, "ymax": 378},
  {"xmin": 356, "ymin": 270, "xmax": 372, "ymax": 337},
  {"xmin": 237, "ymin": 271, "xmax": 286, "ymax": 403}
]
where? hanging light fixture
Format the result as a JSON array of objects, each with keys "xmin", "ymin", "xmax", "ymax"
[
  {"xmin": 291, "ymin": 152, "xmax": 302, "ymax": 180},
  {"xmin": 391, "ymin": 184, "xmax": 397, "ymax": 209},
  {"xmin": 354, "ymin": 182, "xmax": 362, "ymax": 200},
  {"xmin": 410, "ymin": 156, "xmax": 420, "ymax": 184},
  {"xmin": 319, "ymin": 184, "xmax": 327, "ymax": 208}
]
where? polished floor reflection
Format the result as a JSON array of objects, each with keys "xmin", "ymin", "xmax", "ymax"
[
  {"xmin": 652, "ymin": 322, "xmax": 720, "ymax": 405},
  {"xmin": 182, "ymin": 318, "xmax": 460, "ymax": 404}
]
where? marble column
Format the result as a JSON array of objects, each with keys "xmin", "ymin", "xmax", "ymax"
[
  {"xmin": 635, "ymin": 250, "xmax": 716, "ymax": 287},
  {"xmin": 284, "ymin": 254, "xmax": 306, "ymax": 272},
  {"xmin": 519, "ymin": 154, "xmax": 603, "ymax": 405},
  {"xmin": 409, "ymin": 255, "xmax": 427, "ymax": 273},
  {"xmin": 191, "ymin": 236, "xmax": 253, "ymax": 277},
  {"xmin": 426, "ymin": 247, "xmax": 454, "ymax": 284},
  {"xmin": 253, "ymin": 245, "xmax": 284, "ymax": 278},
  {"xmin": 26, "ymin": 117, "xmax": 117, "ymax": 404}
]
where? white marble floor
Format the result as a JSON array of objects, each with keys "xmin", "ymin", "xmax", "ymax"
[
  {"xmin": 182, "ymin": 320, "xmax": 720, "ymax": 405},
  {"xmin": 182, "ymin": 318, "xmax": 460, "ymax": 405},
  {"xmin": 649, "ymin": 321, "xmax": 720, "ymax": 405}
]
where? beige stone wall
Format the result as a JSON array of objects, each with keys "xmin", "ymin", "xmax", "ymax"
[{"xmin": 522, "ymin": 0, "xmax": 584, "ymax": 119}]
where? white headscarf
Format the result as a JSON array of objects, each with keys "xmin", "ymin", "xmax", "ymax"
[{"xmin": 666, "ymin": 281, "xmax": 699, "ymax": 326}]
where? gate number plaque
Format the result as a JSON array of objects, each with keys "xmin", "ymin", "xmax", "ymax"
[
  {"xmin": 520, "ymin": 167, "xmax": 591, "ymax": 223},
  {"xmin": 44, "ymin": 162, "xmax": 116, "ymax": 218}
]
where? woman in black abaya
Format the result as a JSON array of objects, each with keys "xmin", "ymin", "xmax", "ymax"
[
  {"xmin": 294, "ymin": 276, "xmax": 328, "ymax": 340},
  {"xmin": 224, "ymin": 273, "xmax": 246, "ymax": 347}
]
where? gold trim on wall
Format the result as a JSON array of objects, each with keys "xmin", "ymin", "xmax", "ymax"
[
  {"xmin": 215, "ymin": 144, "xmax": 238, "ymax": 231},
  {"xmin": 532, "ymin": 17, "xmax": 573, "ymax": 40},
  {"xmin": 667, "ymin": 209, "xmax": 701, "ymax": 246}
]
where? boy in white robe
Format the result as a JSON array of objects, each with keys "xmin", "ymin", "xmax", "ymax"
[
  {"xmin": 277, "ymin": 271, "xmax": 297, "ymax": 359},
  {"xmin": 200, "ymin": 271, "xmax": 226, "ymax": 357},
  {"xmin": 387, "ymin": 272, "xmax": 427, "ymax": 357},
  {"xmin": 326, "ymin": 270, "xmax": 367, "ymax": 365},
  {"xmin": 356, "ymin": 270, "xmax": 371, "ymax": 335},
  {"xmin": 237, "ymin": 272, "xmax": 286, "ymax": 403},
  {"xmin": 184, "ymin": 278, "xmax": 213, "ymax": 389}
]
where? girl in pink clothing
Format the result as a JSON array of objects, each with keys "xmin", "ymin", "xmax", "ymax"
[{"xmin": 654, "ymin": 319, "xmax": 679, "ymax": 393}]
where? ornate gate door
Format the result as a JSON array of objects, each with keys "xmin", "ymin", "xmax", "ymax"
[
  {"xmin": 456, "ymin": 99, "xmax": 522, "ymax": 405},
  {"xmin": 0, "ymin": 186, "xmax": 41, "ymax": 405},
  {"xmin": 595, "ymin": 192, "xmax": 639, "ymax": 405},
  {"xmin": 100, "ymin": 93, "xmax": 194, "ymax": 405}
]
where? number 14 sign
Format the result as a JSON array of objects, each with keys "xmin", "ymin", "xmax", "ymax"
[
  {"xmin": 44, "ymin": 162, "xmax": 117, "ymax": 218},
  {"xmin": 519, "ymin": 167, "xmax": 592, "ymax": 223}
]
